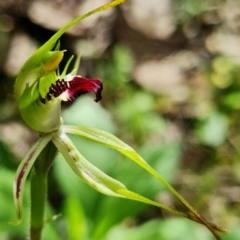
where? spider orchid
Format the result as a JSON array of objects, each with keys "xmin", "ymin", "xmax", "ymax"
[
  {"xmin": 14, "ymin": 47, "xmax": 184, "ymax": 224},
  {"xmin": 12, "ymin": 0, "xmax": 224, "ymax": 239}
]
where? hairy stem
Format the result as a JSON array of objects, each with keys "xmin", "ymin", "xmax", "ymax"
[{"xmin": 30, "ymin": 141, "xmax": 57, "ymax": 240}]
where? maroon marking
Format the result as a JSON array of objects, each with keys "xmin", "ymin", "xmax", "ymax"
[
  {"xmin": 59, "ymin": 136, "xmax": 100, "ymax": 184},
  {"xmin": 16, "ymin": 150, "xmax": 36, "ymax": 199}
]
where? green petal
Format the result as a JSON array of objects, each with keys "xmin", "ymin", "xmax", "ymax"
[
  {"xmin": 63, "ymin": 125, "xmax": 179, "ymax": 193},
  {"xmin": 62, "ymin": 126, "xmax": 214, "ymax": 227},
  {"xmin": 11, "ymin": 134, "xmax": 53, "ymax": 225},
  {"xmin": 52, "ymin": 132, "xmax": 181, "ymax": 215}
]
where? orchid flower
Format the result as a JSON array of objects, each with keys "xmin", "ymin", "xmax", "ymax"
[{"xmin": 12, "ymin": 0, "xmax": 225, "ymax": 239}]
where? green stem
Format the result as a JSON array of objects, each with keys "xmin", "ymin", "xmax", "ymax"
[{"xmin": 30, "ymin": 141, "xmax": 57, "ymax": 240}]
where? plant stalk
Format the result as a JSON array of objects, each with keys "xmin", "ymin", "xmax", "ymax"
[{"xmin": 30, "ymin": 140, "xmax": 57, "ymax": 240}]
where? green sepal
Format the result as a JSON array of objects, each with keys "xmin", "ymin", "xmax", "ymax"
[
  {"xmin": 62, "ymin": 126, "xmax": 211, "ymax": 223},
  {"xmin": 52, "ymin": 132, "xmax": 184, "ymax": 216},
  {"xmin": 11, "ymin": 134, "xmax": 53, "ymax": 225}
]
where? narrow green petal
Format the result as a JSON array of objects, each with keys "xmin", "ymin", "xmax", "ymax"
[
  {"xmin": 53, "ymin": 132, "xmax": 127, "ymax": 196},
  {"xmin": 63, "ymin": 125, "xmax": 176, "ymax": 191},
  {"xmin": 11, "ymin": 134, "xmax": 53, "ymax": 225},
  {"xmin": 52, "ymin": 132, "xmax": 182, "ymax": 216},
  {"xmin": 62, "ymin": 126, "xmax": 212, "ymax": 226}
]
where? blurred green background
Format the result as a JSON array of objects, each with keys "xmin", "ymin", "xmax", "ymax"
[{"xmin": 0, "ymin": 0, "xmax": 240, "ymax": 239}]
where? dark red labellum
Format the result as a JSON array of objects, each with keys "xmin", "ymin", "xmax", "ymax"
[{"xmin": 41, "ymin": 76, "xmax": 103, "ymax": 104}]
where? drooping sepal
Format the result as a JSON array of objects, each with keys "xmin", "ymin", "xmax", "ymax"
[
  {"xmin": 62, "ymin": 125, "xmax": 225, "ymax": 237},
  {"xmin": 52, "ymin": 132, "xmax": 182, "ymax": 214},
  {"xmin": 11, "ymin": 134, "xmax": 53, "ymax": 225}
]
